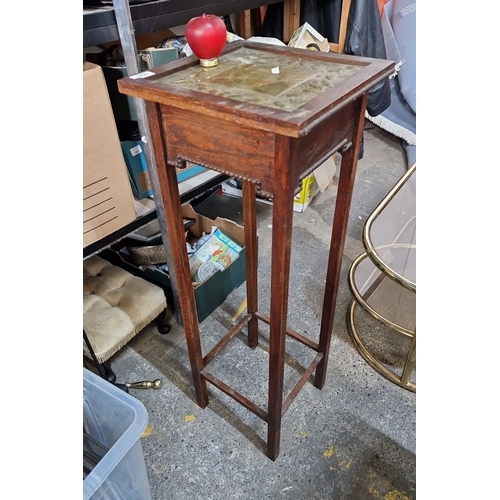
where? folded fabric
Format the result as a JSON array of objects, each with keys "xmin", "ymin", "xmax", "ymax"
[{"xmin": 367, "ymin": 0, "xmax": 416, "ymax": 168}]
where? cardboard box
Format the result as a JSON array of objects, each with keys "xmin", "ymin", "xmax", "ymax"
[
  {"xmin": 121, "ymin": 140, "xmax": 153, "ymax": 199},
  {"xmin": 294, "ymin": 155, "xmax": 337, "ymax": 210},
  {"xmin": 176, "ymin": 163, "xmax": 207, "ymax": 183},
  {"xmin": 294, "ymin": 174, "xmax": 319, "ymax": 212},
  {"xmin": 101, "ymin": 204, "xmax": 250, "ymax": 323},
  {"xmin": 83, "ymin": 62, "xmax": 136, "ymax": 248},
  {"xmin": 313, "ymin": 155, "xmax": 337, "ymax": 192},
  {"xmin": 288, "ymin": 22, "xmax": 331, "ymax": 52},
  {"xmin": 120, "ymin": 141, "xmax": 211, "ymax": 200},
  {"xmin": 221, "ymin": 177, "xmax": 316, "ymax": 213},
  {"xmin": 138, "ymin": 47, "xmax": 178, "ymax": 72}
]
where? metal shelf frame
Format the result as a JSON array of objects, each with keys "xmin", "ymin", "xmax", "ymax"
[
  {"xmin": 83, "ymin": 0, "xmax": 233, "ymax": 315},
  {"xmin": 83, "ymin": 0, "xmax": 283, "ymax": 47},
  {"xmin": 83, "ymin": 0, "xmax": 299, "ymax": 316}
]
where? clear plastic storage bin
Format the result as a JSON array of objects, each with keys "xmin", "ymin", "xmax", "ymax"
[{"xmin": 83, "ymin": 368, "xmax": 152, "ymax": 500}]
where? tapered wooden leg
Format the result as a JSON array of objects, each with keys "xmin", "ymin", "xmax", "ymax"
[
  {"xmin": 267, "ymin": 136, "xmax": 296, "ymax": 460},
  {"xmin": 242, "ymin": 180, "xmax": 259, "ymax": 348},
  {"xmin": 314, "ymin": 95, "xmax": 368, "ymax": 389},
  {"xmin": 162, "ymin": 172, "xmax": 209, "ymax": 407},
  {"xmin": 145, "ymin": 101, "xmax": 209, "ymax": 408}
]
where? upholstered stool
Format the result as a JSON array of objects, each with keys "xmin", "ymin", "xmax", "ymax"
[{"xmin": 83, "ymin": 255, "xmax": 169, "ymax": 383}]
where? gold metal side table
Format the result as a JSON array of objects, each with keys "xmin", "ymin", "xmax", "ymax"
[{"xmin": 347, "ymin": 163, "xmax": 416, "ymax": 392}]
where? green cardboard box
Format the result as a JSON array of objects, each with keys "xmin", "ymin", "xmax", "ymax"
[
  {"xmin": 101, "ymin": 204, "xmax": 253, "ymax": 323},
  {"xmin": 138, "ymin": 47, "xmax": 178, "ymax": 72}
]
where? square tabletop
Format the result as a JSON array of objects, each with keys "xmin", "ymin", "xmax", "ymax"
[
  {"xmin": 118, "ymin": 41, "xmax": 394, "ymax": 138},
  {"xmin": 155, "ymin": 45, "xmax": 361, "ymax": 112}
]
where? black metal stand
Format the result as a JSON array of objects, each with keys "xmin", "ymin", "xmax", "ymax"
[{"xmin": 83, "ymin": 329, "xmax": 129, "ymax": 392}]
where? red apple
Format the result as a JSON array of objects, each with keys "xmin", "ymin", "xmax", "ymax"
[{"xmin": 185, "ymin": 14, "xmax": 227, "ymax": 62}]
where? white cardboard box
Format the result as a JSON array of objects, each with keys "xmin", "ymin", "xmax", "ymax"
[{"xmin": 288, "ymin": 22, "xmax": 331, "ymax": 52}]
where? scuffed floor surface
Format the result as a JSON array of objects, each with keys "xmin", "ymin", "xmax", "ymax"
[{"xmin": 99, "ymin": 124, "xmax": 416, "ymax": 500}]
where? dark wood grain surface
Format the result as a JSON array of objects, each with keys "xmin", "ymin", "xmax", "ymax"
[{"xmin": 118, "ymin": 41, "xmax": 394, "ymax": 460}]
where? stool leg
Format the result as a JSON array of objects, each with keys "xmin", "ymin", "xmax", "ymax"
[
  {"xmin": 267, "ymin": 136, "xmax": 297, "ymax": 460},
  {"xmin": 315, "ymin": 94, "xmax": 368, "ymax": 389},
  {"xmin": 83, "ymin": 329, "xmax": 128, "ymax": 391},
  {"xmin": 155, "ymin": 308, "xmax": 171, "ymax": 335},
  {"xmin": 242, "ymin": 180, "xmax": 259, "ymax": 348},
  {"xmin": 83, "ymin": 329, "xmax": 108, "ymax": 381},
  {"xmin": 101, "ymin": 361, "xmax": 117, "ymax": 384}
]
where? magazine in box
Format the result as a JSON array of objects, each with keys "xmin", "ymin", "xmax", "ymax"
[{"xmin": 189, "ymin": 229, "xmax": 243, "ymax": 282}]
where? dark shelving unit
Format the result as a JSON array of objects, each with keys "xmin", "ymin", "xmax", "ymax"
[
  {"xmin": 82, "ymin": 0, "xmax": 286, "ymax": 311},
  {"xmin": 83, "ymin": 0, "xmax": 249, "ymax": 258},
  {"xmin": 83, "ymin": 0, "xmax": 282, "ymax": 47}
]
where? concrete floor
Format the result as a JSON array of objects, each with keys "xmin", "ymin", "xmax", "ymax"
[{"xmin": 102, "ymin": 124, "xmax": 416, "ymax": 500}]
